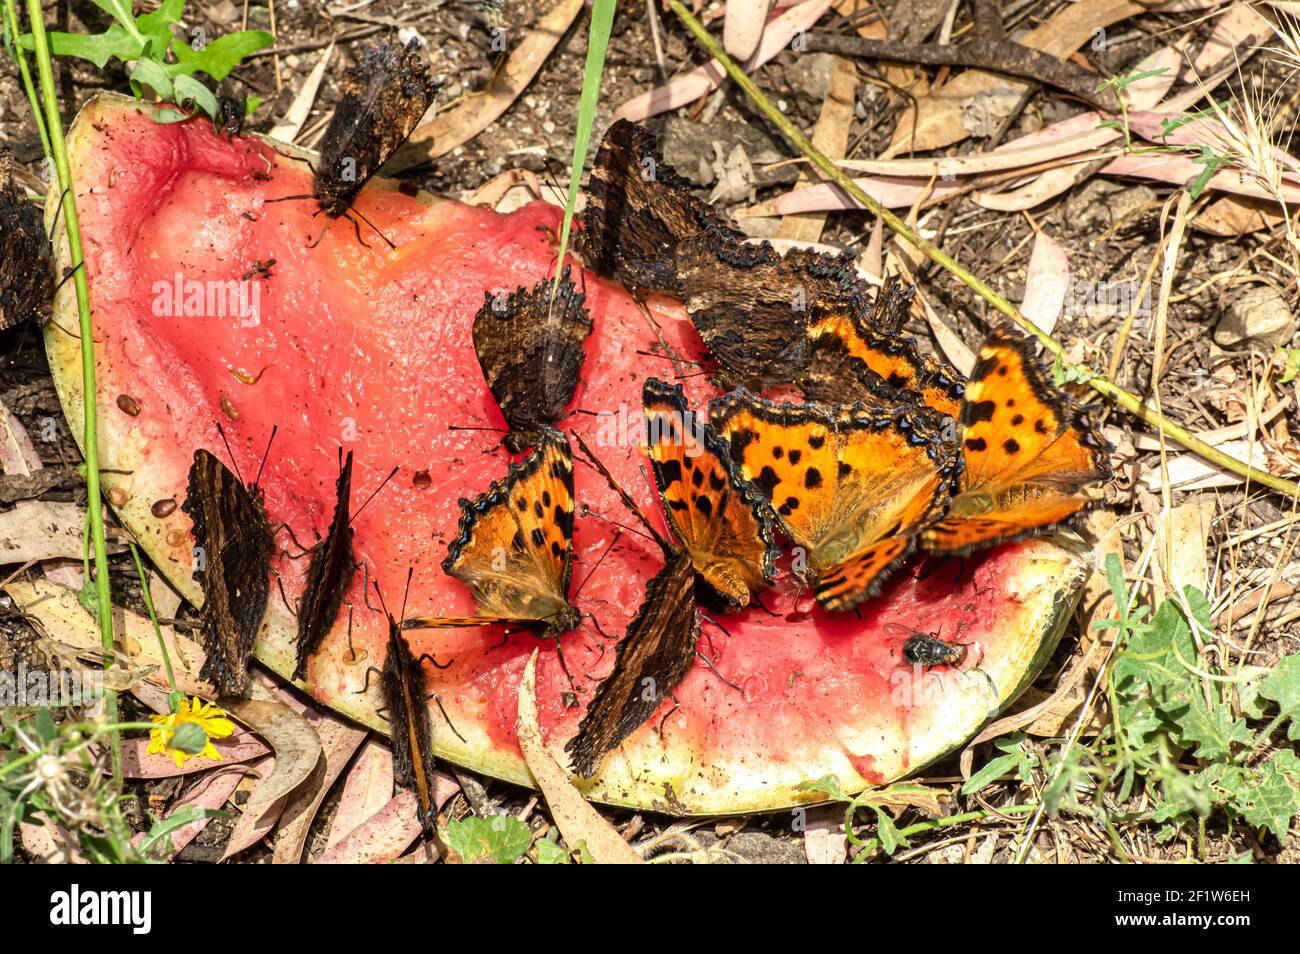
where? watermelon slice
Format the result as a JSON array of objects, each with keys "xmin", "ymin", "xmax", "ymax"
[{"xmin": 44, "ymin": 93, "xmax": 1090, "ymax": 815}]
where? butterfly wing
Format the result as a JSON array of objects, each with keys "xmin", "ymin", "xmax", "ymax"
[
  {"xmin": 581, "ymin": 119, "xmax": 742, "ymax": 293},
  {"xmin": 440, "ymin": 429, "xmax": 577, "ymax": 630},
  {"xmin": 922, "ymin": 326, "xmax": 1110, "ymax": 554},
  {"xmin": 471, "ymin": 265, "xmax": 593, "ymax": 453},
  {"xmin": 183, "ymin": 449, "xmax": 274, "ymax": 696},
  {"xmin": 315, "ymin": 39, "xmax": 439, "ymax": 214},
  {"xmin": 676, "ymin": 229, "xmax": 874, "ymax": 391},
  {"xmin": 804, "ymin": 279, "xmax": 965, "ymax": 420},
  {"xmin": 0, "ymin": 160, "xmax": 54, "ymax": 330},
  {"xmin": 643, "ymin": 378, "xmax": 777, "ymax": 607},
  {"xmin": 711, "ymin": 393, "xmax": 957, "ymax": 609},
  {"xmin": 293, "ymin": 451, "xmax": 356, "ymax": 680},
  {"xmin": 565, "ymin": 553, "xmax": 699, "ymax": 778}
]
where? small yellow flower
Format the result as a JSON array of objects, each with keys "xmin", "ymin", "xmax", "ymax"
[{"xmin": 148, "ymin": 697, "xmax": 236, "ymax": 768}]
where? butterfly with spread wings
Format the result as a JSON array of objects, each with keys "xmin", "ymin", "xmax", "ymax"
[
  {"xmin": 710, "ymin": 391, "xmax": 959, "ymax": 613},
  {"xmin": 921, "ymin": 326, "xmax": 1111, "ymax": 554},
  {"xmin": 400, "ymin": 429, "xmax": 587, "ymax": 663},
  {"xmin": 565, "ymin": 378, "xmax": 778, "ymax": 778}
]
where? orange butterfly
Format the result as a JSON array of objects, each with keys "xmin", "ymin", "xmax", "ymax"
[
  {"xmin": 401, "ymin": 428, "xmax": 583, "ymax": 641},
  {"xmin": 710, "ymin": 391, "xmax": 958, "ymax": 612},
  {"xmin": 921, "ymin": 326, "xmax": 1111, "ymax": 554},
  {"xmin": 803, "ymin": 276, "xmax": 965, "ymax": 421},
  {"xmin": 565, "ymin": 378, "xmax": 777, "ymax": 777}
]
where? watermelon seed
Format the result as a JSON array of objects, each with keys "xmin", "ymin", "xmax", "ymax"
[
  {"xmin": 412, "ymin": 469, "xmax": 431, "ymax": 489},
  {"xmin": 116, "ymin": 393, "xmax": 140, "ymax": 416},
  {"xmin": 220, "ymin": 394, "xmax": 240, "ymax": 420},
  {"xmin": 151, "ymin": 497, "xmax": 177, "ymax": 518},
  {"xmin": 107, "ymin": 487, "xmax": 129, "ymax": 507}
]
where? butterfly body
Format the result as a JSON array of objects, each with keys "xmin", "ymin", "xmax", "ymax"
[
  {"xmin": 803, "ymin": 278, "xmax": 965, "ymax": 419},
  {"xmin": 566, "ymin": 381, "xmax": 776, "ymax": 777},
  {"xmin": 471, "ymin": 266, "xmax": 592, "ymax": 454},
  {"xmin": 183, "ymin": 447, "xmax": 275, "ymax": 697},
  {"xmin": 921, "ymin": 326, "xmax": 1110, "ymax": 554},
  {"xmin": 314, "ymin": 38, "xmax": 439, "ymax": 220},
  {"xmin": 711, "ymin": 391, "xmax": 959, "ymax": 612},
  {"xmin": 676, "ymin": 228, "xmax": 873, "ymax": 391}
]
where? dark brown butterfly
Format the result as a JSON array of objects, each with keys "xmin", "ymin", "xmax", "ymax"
[
  {"xmin": 273, "ymin": 38, "xmax": 439, "ymax": 247},
  {"xmin": 371, "ymin": 578, "xmax": 449, "ymax": 839},
  {"xmin": 0, "ymin": 156, "xmax": 55, "ymax": 331},
  {"xmin": 581, "ymin": 119, "xmax": 743, "ymax": 294},
  {"xmin": 292, "ymin": 450, "xmax": 397, "ymax": 681},
  {"xmin": 182, "ymin": 429, "xmax": 277, "ymax": 697},
  {"xmin": 565, "ymin": 380, "xmax": 777, "ymax": 778},
  {"xmin": 472, "ymin": 266, "xmax": 592, "ymax": 454},
  {"xmin": 675, "ymin": 227, "xmax": 874, "ymax": 391}
]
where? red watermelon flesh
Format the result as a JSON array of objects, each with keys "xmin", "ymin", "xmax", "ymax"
[{"xmin": 46, "ymin": 94, "xmax": 1088, "ymax": 814}]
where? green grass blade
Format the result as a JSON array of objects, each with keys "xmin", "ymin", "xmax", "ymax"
[{"xmin": 554, "ymin": 0, "xmax": 616, "ymax": 286}]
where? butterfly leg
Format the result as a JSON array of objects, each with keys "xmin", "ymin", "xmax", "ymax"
[
  {"xmin": 692, "ymin": 650, "xmax": 742, "ymax": 694},
  {"xmin": 415, "ymin": 651, "xmax": 454, "ymax": 671},
  {"xmin": 656, "ymin": 698, "xmax": 682, "ymax": 739},
  {"xmin": 750, "ymin": 593, "xmax": 780, "ymax": 618},
  {"xmin": 422, "ymin": 691, "xmax": 466, "ymax": 743},
  {"xmin": 349, "ymin": 206, "xmax": 395, "ymax": 250},
  {"xmin": 272, "ymin": 569, "xmax": 297, "ymax": 618},
  {"xmin": 271, "ymin": 521, "xmax": 318, "ymax": 557},
  {"xmin": 551, "ymin": 640, "xmax": 579, "ymax": 694},
  {"xmin": 358, "ymin": 665, "xmax": 383, "ymax": 694},
  {"xmin": 356, "ymin": 560, "xmax": 380, "ymax": 612}
]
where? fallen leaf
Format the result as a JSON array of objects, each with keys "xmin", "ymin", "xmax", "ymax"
[
  {"xmin": 776, "ymin": 54, "xmax": 856, "ymax": 244},
  {"xmin": 220, "ymin": 698, "xmax": 322, "ymax": 860},
  {"xmin": 136, "ymin": 766, "xmax": 249, "ymax": 857},
  {"xmin": 119, "ymin": 735, "xmax": 270, "ymax": 778},
  {"xmin": 724, "ymin": 0, "xmax": 772, "ymax": 60},
  {"xmin": 615, "ymin": 0, "xmax": 831, "ymax": 122},
  {"xmin": 516, "ymin": 650, "xmax": 642, "ymax": 864},
  {"xmin": 326, "ymin": 738, "xmax": 396, "ymax": 850},
  {"xmin": 1021, "ymin": 231, "xmax": 1069, "ymax": 335},
  {"xmin": 802, "ymin": 805, "xmax": 847, "ymax": 864},
  {"xmin": 0, "ymin": 500, "xmax": 124, "ymax": 563},
  {"xmin": 269, "ymin": 41, "xmax": 333, "ymax": 143},
  {"xmin": 396, "ymin": 0, "xmax": 585, "ymax": 165},
  {"xmin": 1153, "ymin": 496, "xmax": 1216, "ymax": 600},
  {"xmin": 314, "ymin": 791, "xmax": 426, "ymax": 864},
  {"xmin": 271, "ymin": 718, "xmax": 366, "ymax": 863}
]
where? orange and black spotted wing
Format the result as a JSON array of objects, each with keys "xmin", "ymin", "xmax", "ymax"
[
  {"xmin": 404, "ymin": 429, "xmax": 579, "ymax": 637},
  {"xmin": 581, "ymin": 119, "xmax": 744, "ymax": 294},
  {"xmin": 380, "ymin": 617, "xmax": 438, "ymax": 837},
  {"xmin": 642, "ymin": 377, "xmax": 777, "ymax": 607},
  {"xmin": 472, "ymin": 265, "xmax": 592, "ymax": 454},
  {"xmin": 921, "ymin": 326, "xmax": 1111, "ymax": 554},
  {"xmin": 804, "ymin": 277, "xmax": 965, "ymax": 420},
  {"xmin": 293, "ymin": 451, "xmax": 356, "ymax": 681},
  {"xmin": 676, "ymin": 228, "xmax": 873, "ymax": 391},
  {"xmin": 710, "ymin": 392, "xmax": 958, "ymax": 612},
  {"xmin": 183, "ymin": 449, "xmax": 275, "ymax": 697},
  {"xmin": 565, "ymin": 553, "xmax": 699, "ymax": 778}
]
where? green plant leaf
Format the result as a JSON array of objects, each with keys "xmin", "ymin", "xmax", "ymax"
[
  {"xmin": 795, "ymin": 774, "xmax": 846, "ymax": 801},
  {"xmin": 170, "ymin": 30, "xmax": 274, "ymax": 81},
  {"xmin": 28, "ymin": 27, "xmax": 141, "ymax": 68},
  {"xmin": 961, "ymin": 732, "xmax": 1035, "ymax": 795},
  {"xmin": 130, "ymin": 58, "xmax": 174, "ymax": 101},
  {"xmin": 1257, "ymin": 652, "xmax": 1300, "ymax": 740},
  {"xmin": 1168, "ymin": 692, "xmax": 1252, "ymax": 761},
  {"xmin": 134, "ymin": 0, "xmax": 183, "ymax": 58},
  {"xmin": 1232, "ymin": 761, "xmax": 1300, "ymax": 839},
  {"xmin": 441, "ymin": 814, "xmax": 533, "ymax": 864},
  {"xmin": 872, "ymin": 806, "xmax": 907, "ymax": 855},
  {"xmin": 535, "ymin": 833, "xmax": 570, "ymax": 864},
  {"xmin": 173, "ymin": 74, "xmax": 218, "ymax": 119}
]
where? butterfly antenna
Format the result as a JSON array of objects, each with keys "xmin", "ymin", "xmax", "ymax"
[
  {"xmin": 263, "ymin": 193, "xmax": 315, "ymax": 204},
  {"xmin": 253, "ymin": 425, "xmax": 278, "ymax": 489},
  {"xmin": 447, "ymin": 424, "xmax": 506, "ymax": 434},
  {"xmin": 573, "ymin": 529, "xmax": 622, "ymax": 600},
  {"xmin": 630, "ymin": 288, "xmax": 686, "ymax": 380},
  {"xmin": 351, "ymin": 464, "xmax": 399, "ymax": 523},
  {"xmin": 571, "ymin": 431, "xmax": 670, "ymax": 552},
  {"xmin": 214, "ymin": 421, "xmax": 246, "ymax": 485},
  {"xmin": 350, "ymin": 206, "xmax": 396, "ymax": 250},
  {"xmin": 372, "ymin": 578, "xmax": 391, "ymax": 622},
  {"xmin": 399, "ymin": 566, "xmax": 414, "ymax": 623}
]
